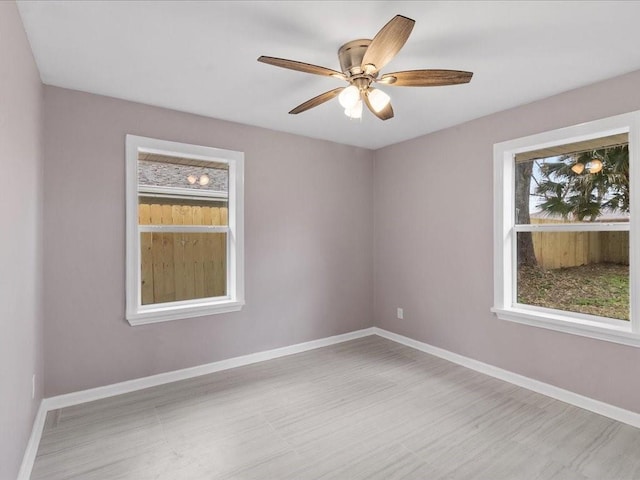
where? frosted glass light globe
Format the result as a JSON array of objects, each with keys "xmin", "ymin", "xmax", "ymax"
[
  {"xmin": 338, "ymin": 85, "xmax": 360, "ymax": 109},
  {"xmin": 368, "ymin": 88, "xmax": 391, "ymax": 113},
  {"xmin": 344, "ymin": 100, "xmax": 363, "ymax": 119}
]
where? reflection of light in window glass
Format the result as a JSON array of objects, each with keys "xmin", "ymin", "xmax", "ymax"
[
  {"xmin": 515, "ymin": 141, "xmax": 629, "ymax": 224},
  {"xmin": 137, "ymin": 152, "xmax": 229, "ymax": 192}
]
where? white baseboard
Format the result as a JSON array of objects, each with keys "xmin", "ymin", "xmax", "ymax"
[
  {"xmin": 45, "ymin": 327, "xmax": 376, "ymax": 410},
  {"xmin": 19, "ymin": 325, "xmax": 640, "ymax": 479},
  {"xmin": 373, "ymin": 327, "xmax": 640, "ymax": 429},
  {"xmin": 18, "ymin": 327, "xmax": 374, "ymax": 479},
  {"xmin": 17, "ymin": 401, "xmax": 48, "ymax": 480}
]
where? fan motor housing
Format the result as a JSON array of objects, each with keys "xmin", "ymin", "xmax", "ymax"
[{"xmin": 338, "ymin": 39, "xmax": 371, "ymax": 76}]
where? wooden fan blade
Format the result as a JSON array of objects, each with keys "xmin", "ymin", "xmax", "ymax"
[
  {"xmin": 363, "ymin": 90, "xmax": 394, "ymax": 121},
  {"xmin": 289, "ymin": 87, "xmax": 345, "ymax": 114},
  {"xmin": 379, "ymin": 69, "xmax": 473, "ymax": 87},
  {"xmin": 361, "ymin": 15, "xmax": 415, "ymax": 75},
  {"xmin": 258, "ymin": 56, "xmax": 346, "ymax": 80}
]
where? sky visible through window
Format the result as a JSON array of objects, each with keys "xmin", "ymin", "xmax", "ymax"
[{"xmin": 526, "ymin": 154, "xmax": 629, "ymax": 222}]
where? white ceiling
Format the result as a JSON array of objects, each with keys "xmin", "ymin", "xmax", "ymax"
[{"xmin": 17, "ymin": 1, "xmax": 640, "ymax": 150}]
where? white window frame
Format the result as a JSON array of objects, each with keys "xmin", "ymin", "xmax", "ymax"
[
  {"xmin": 125, "ymin": 135, "xmax": 244, "ymax": 325},
  {"xmin": 492, "ymin": 111, "xmax": 640, "ymax": 347}
]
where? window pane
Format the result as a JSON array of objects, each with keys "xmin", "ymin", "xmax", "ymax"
[
  {"xmin": 516, "ymin": 231, "xmax": 629, "ymax": 320},
  {"xmin": 138, "ymin": 152, "xmax": 228, "ymax": 192},
  {"xmin": 140, "ymin": 232, "xmax": 227, "ymax": 305},
  {"xmin": 514, "ymin": 137, "xmax": 629, "ymax": 224},
  {"xmin": 138, "ymin": 197, "xmax": 228, "ymax": 226}
]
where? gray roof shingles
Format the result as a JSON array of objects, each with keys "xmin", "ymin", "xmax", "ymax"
[{"xmin": 138, "ymin": 160, "xmax": 228, "ymax": 192}]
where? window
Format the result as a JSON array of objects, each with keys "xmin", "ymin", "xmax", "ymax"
[
  {"xmin": 126, "ymin": 135, "xmax": 244, "ymax": 325},
  {"xmin": 492, "ymin": 111, "xmax": 640, "ymax": 346}
]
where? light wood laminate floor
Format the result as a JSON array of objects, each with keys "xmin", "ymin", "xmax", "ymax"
[{"xmin": 31, "ymin": 336, "xmax": 640, "ymax": 479}]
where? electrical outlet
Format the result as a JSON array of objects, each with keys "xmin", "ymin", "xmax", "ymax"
[
  {"xmin": 32, "ymin": 374, "xmax": 35, "ymax": 400},
  {"xmin": 397, "ymin": 307, "xmax": 404, "ymax": 319}
]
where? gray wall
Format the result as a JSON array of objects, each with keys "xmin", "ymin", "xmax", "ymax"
[
  {"xmin": 11, "ymin": 11, "xmax": 640, "ymax": 474},
  {"xmin": 0, "ymin": 2, "xmax": 44, "ymax": 478},
  {"xmin": 373, "ymin": 69, "xmax": 640, "ymax": 414},
  {"xmin": 43, "ymin": 86, "xmax": 374, "ymax": 396}
]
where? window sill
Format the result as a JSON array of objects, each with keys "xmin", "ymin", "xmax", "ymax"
[
  {"xmin": 491, "ymin": 306, "xmax": 640, "ymax": 348},
  {"xmin": 127, "ymin": 299, "xmax": 244, "ymax": 326}
]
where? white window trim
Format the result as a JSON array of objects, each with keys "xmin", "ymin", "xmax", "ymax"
[
  {"xmin": 125, "ymin": 135, "xmax": 245, "ymax": 325},
  {"xmin": 492, "ymin": 111, "xmax": 640, "ymax": 347}
]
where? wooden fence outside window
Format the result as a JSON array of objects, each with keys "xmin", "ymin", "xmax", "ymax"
[
  {"xmin": 139, "ymin": 202, "xmax": 227, "ymax": 305},
  {"xmin": 530, "ymin": 218, "xmax": 628, "ymax": 270}
]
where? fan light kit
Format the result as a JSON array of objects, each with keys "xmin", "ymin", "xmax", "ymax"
[{"xmin": 258, "ymin": 14, "xmax": 473, "ymax": 121}]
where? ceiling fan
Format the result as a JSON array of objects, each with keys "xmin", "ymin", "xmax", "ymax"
[{"xmin": 257, "ymin": 15, "xmax": 473, "ymax": 121}]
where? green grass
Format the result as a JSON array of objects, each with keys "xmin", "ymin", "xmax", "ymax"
[{"xmin": 517, "ymin": 263, "xmax": 629, "ymax": 320}]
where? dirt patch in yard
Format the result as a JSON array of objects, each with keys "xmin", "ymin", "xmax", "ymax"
[{"xmin": 517, "ymin": 263, "xmax": 629, "ymax": 321}]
